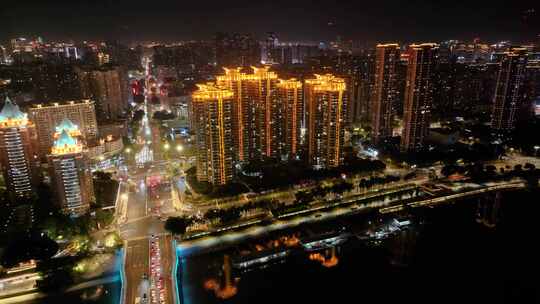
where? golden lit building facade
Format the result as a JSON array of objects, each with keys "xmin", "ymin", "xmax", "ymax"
[
  {"xmin": 216, "ymin": 66, "xmax": 279, "ymax": 160},
  {"xmin": 0, "ymin": 97, "xmax": 39, "ymax": 199},
  {"xmin": 216, "ymin": 68, "xmax": 245, "ymax": 161},
  {"xmin": 400, "ymin": 43, "xmax": 438, "ymax": 152},
  {"xmin": 305, "ymin": 74, "xmax": 348, "ymax": 169},
  {"xmin": 192, "ymin": 83, "xmax": 235, "ymax": 185},
  {"xmin": 277, "ymin": 78, "xmax": 303, "ymax": 159},
  {"xmin": 491, "ymin": 48, "xmax": 528, "ymax": 132},
  {"xmin": 47, "ymin": 127, "xmax": 94, "ymax": 217},
  {"xmin": 371, "ymin": 44, "xmax": 399, "ymax": 144}
]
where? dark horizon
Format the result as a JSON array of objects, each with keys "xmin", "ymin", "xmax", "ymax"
[{"xmin": 1, "ymin": 0, "xmax": 539, "ymax": 45}]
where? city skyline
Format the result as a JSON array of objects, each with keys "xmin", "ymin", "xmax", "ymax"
[{"xmin": 0, "ymin": 3, "xmax": 539, "ymax": 304}]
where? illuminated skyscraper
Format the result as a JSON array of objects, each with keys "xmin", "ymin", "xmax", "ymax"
[
  {"xmin": 216, "ymin": 66, "xmax": 279, "ymax": 160},
  {"xmin": 192, "ymin": 83, "xmax": 234, "ymax": 185},
  {"xmin": 371, "ymin": 44, "xmax": 399, "ymax": 144},
  {"xmin": 491, "ymin": 48, "xmax": 528, "ymax": 132},
  {"xmin": 216, "ymin": 68, "xmax": 246, "ymax": 161},
  {"xmin": 400, "ymin": 43, "xmax": 438, "ymax": 152},
  {"xmin": 277, "ymin": 78, "xmax": 303, "ymax": 159},
  {"xmin": 305, "ymin": 74, "xmax": 348, "ymax": 169},
  {"xmin": 47, "ymin": 127, "xmax": 94, "ymax": 217},
  {"xmin": 28, "ymin": 100, "xmax": 98, "ymax": 159},
  {"xmin": 247, "ymin": 66, "xmax": 279, "ymax": 159},
  {"xmin": 0, "ymin": 97, "xmax": 39, "ymax": 199}
]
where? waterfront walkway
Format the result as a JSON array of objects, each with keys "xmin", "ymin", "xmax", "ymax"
[{"xmin": 176, "ymin": 179, "xmax": 528, "ymax": 257}]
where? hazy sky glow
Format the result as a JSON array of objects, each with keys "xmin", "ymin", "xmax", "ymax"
[{"xmin": 0, "ymin": 0, "xmax": 538, "ymax": 43}]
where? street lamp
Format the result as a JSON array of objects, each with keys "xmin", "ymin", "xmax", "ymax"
[
  {"xmin": 164, "ymin": 143, "xmax": 170, "ymax": 151},
  {"xmin": 534, "ymin": 145, "xmax": 540, "ymax": 157},
  {"xmin": 176, "ymin": 144, "xmax": 183, "ymax": 152},
  {"xmin": 125, "ymin": 147, "xmax": 132, "ymax": 154}
]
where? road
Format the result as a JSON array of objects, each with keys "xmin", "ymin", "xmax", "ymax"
[
  {"xmin": 123, "ymin": 239, "xmax": 150, "ymax": 304},
  {"xmin": 121, "ymin": 56, "xmax": 177, "ymax": 304},
  {"xmin": 147, "ymin": 235, "xmax": 174, "ymax": 304},
  {"xmin": 159, "ymin": 235, "xmax": 175, "ymax": 304}
]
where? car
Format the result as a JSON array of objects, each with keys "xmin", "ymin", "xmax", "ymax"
[{"xmin": 142, "ymin": 273, "xmax": 148, "ymax": 280}]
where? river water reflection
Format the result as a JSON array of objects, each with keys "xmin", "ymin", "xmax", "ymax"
[{"xmin": 178, "ymin": 189, "xmax": 540, "ymax": 304}]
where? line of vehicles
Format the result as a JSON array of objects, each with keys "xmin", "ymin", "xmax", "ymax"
[{"xmin": 149, "ymin": 235, "xmax": 167, "ymax": 304}]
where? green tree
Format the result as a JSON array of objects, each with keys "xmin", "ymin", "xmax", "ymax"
[
  {"xmin": 1, "ymin": 232, "xmax": 59, "ymax": 268},
  {"xmin": 164, "ymin": 217, "xmax": 190, "ymax": 235}
]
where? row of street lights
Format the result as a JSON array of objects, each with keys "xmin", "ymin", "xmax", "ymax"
[{"xmin": 163, "ymin": 143, "xmax": 183, "ymax": 152}]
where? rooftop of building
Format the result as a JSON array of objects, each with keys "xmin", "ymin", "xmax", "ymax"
[
  {"xmin": 305, "ymin": 74, "xmax": 347, "ymax": 91},
  {"xmin": 55, "ymin": 118, "xmax": 79, "ymax": 133},
  {"xmin": 217, "ymin": 66, "xmax": 278, "ymax": 81},
  {"xmin": 409, "ymin": 43, "xmax": 439, "ymax": 49},
  {"xmin": 192, "ymin": 83, "xmax": 234, "ymax": 100},
  {"xmin": 376, "ymin": 43, "xmax": 400, "ymax": 48},
  {"xmin": 277, "ymin": 78, "xmax": 302, "ymax": 89},
  {"xmin": 51, "ymin": 129, "xmax": 83, "ymax": 155},
  {"xmin": 29, "ymin": 99, "xmax": 94, "ymax": 110},
  {"xmin": 0, "ymin": 96, "xmax": 30, "ymax": 127}
]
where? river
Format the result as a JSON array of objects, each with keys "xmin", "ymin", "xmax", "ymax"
[{"xmin": 177, "ymin": 188, "xmax": 540, "ymax": 304}]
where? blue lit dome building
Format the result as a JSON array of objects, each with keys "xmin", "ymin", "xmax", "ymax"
[
  {"xmin": 54, "ymin": 117, "xmax": 82, "ymax": 138},
  {"xmin": 47, "ymin": 126, "xmax": 94, "ymax": 217},
  {"xmin": 0, "ymin": 97, "xmax": 39, "ymax": 200}
]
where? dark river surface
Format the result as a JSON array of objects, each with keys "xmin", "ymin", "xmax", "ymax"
[
  {"xmin": 26, "ymin": 281, "xmax": 121, "ymax": 304},
  {"xmin": 177, "ymin": 189, "xmax": 540, "ymax": 304}
]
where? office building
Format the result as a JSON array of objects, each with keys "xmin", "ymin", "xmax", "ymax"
[
  {"xmin": 305, "ymin": 74, "xmax": 348, "ymax": 169},
  {"xmin": 491, "ymin": 48, "xmax": 529, "ymax": 132},
  {"xmin": 0, "ymin": 97, "xmax": 39, "ymax": 199},
  {"xmin": 192, "ymin": 83, "xmax": 235, "ymax": 185},
  {"xmin": 28, "ymin": 100, "xmax": 98, "ymax": 159},
  {"xmin": 47, "ymin": 128, "xmax": 93, "ymax": 217},
  {"xmin": 371, "ymin": 44, "xmax": 399, "ymax": 144},
  {"xmin": 400, "ymin": 43, "xmax": 438, "ymax": 152}
]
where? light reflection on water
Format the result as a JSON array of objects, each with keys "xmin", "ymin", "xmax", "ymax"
[{"xmin": 176, "ymin": 190, "xmax": 539, "ymax": 304}]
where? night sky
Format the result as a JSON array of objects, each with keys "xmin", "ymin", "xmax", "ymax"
[{"xmin": 0, "ymin": 0, "xmax": 538, "ymax": 43}]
